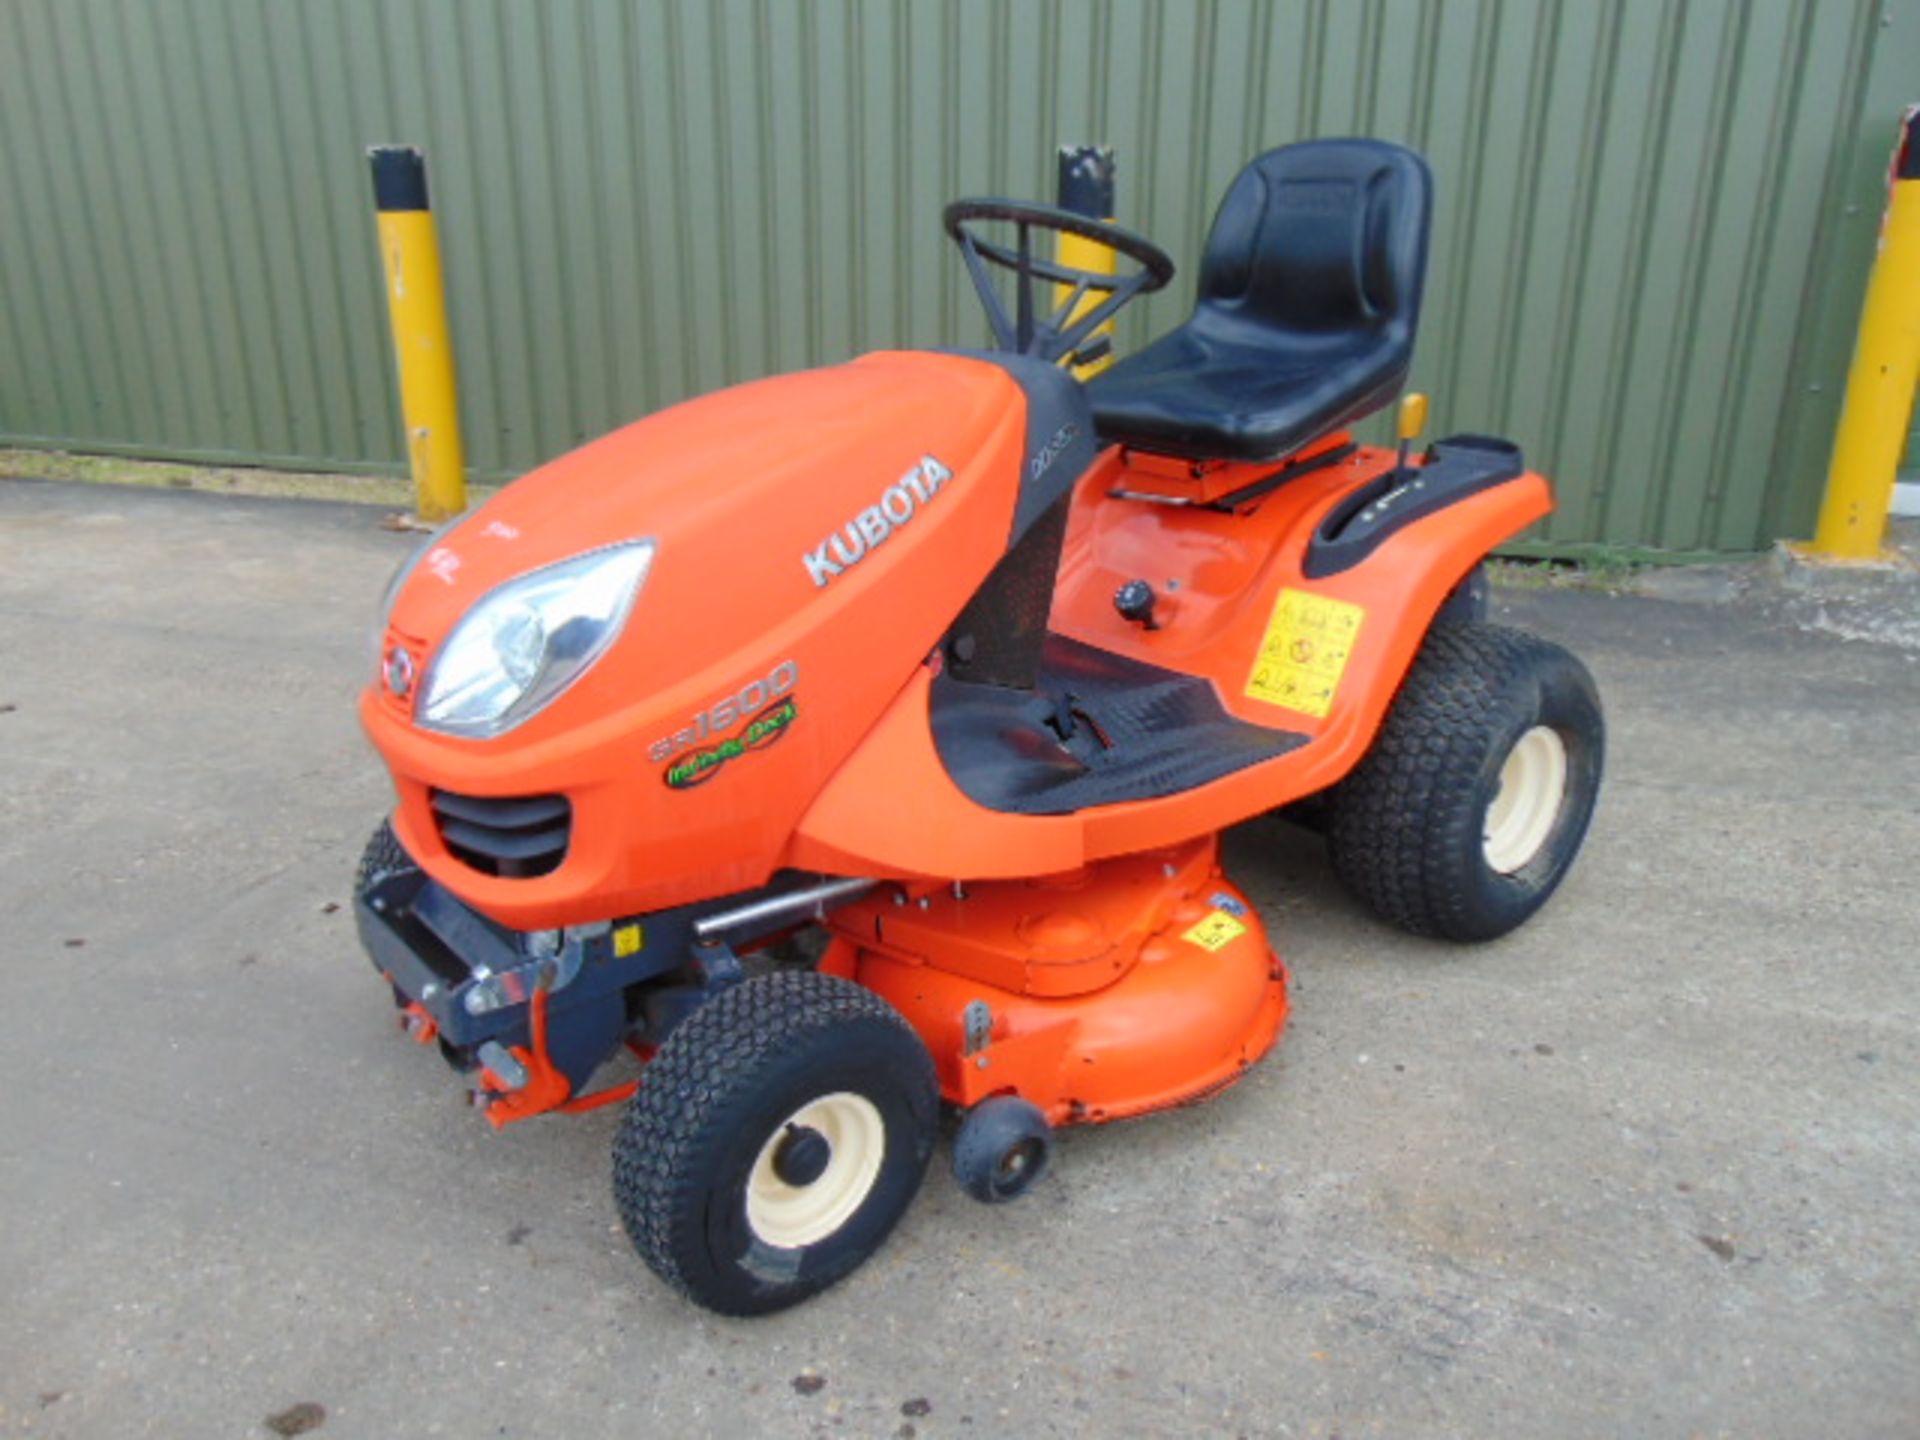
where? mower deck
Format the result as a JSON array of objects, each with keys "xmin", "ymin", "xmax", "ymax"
[
  {"xmin": 821, "ymin": 834, "xmax": 1289, "ymax": 1125},
  {"xmin": 361, "ymin": 827, "xmax": 1287, "ymax": 1132}
]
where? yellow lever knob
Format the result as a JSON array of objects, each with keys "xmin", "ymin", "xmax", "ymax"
[{"xmin": 1397, "ymin": 392, "xmax": 1429, "ymax": 442}]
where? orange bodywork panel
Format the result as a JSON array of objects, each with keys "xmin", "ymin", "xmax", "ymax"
[
  {"xmin": 365, "ymin": 342, "xmax": 1549, "ymax": 929},
  {"xmin": 789, "ymin": 442, "xmax": 1551, "ymax": 880},
  {"xmin": 822, "ymin": 834, "xmax": 1288, "ymax": 1126},
  {"xmin": 365, "ymin": 352, "xmax": 1030, "ymax": 930}
]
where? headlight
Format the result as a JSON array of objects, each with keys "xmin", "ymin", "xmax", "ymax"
[
  {"xmin": 370, "ymin": 515, "xmax": 463, "ymax": 669},
  {"xmin": 416, "ymin": 541, "xmax": 654, "ymax": 737}
]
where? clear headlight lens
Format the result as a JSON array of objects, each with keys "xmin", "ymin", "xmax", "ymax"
[
  {"xmin": 369, "ymin": 516, "xmax": 463, "ymax": 670},
  {"xmin": 417, "ymin": 541, "xmax": 654, "ymax": 737}
]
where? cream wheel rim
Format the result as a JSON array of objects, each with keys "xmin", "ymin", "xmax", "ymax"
[
  {"xmin": 744, "ymin": 1092, "xmax": 886, "ymax": 1249},
  {"xmin": 1483, "ymin": 725, "xmax": 1568, "ymax": 873}
]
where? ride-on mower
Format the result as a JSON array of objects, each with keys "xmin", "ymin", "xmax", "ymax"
[{"xmin": 355, "ymin": 139, "xmax": 1603, "ymax": 1315}]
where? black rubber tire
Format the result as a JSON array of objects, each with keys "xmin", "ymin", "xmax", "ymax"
[
  {"xmin": 1275, "ymin": 792, "xmax": 1331, "ymax": 835},
  {"xmin": 1325, "ymin": 621, "xmax": 1604, "ymax": 942},
  {"xmin": 356, "ymin": 821, "xmax": 419, "ymax": 1011},
  {"xmin": 952, "ymin": 1095, "xmax": 1054, "ymax": 1203},
  {"xmin": 354, "ymin": 819, "xmax": 414, "ymax": 900},
  {"xmin": 611, "ymin": 972, "xmax": 938, "ymax": 1316}
]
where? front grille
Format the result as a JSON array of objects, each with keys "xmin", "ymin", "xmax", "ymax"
[{"xmin": 429, "ymin": 790, "xmax": 571, "ymax": 878}]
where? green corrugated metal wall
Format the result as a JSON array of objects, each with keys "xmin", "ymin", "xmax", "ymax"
[{"xmin": 0, "ymin": 0, "xmax": 1913, "ymax": 553}]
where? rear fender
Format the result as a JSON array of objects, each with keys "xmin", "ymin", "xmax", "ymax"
[
  {"xmin": 1059, "ymin": 445, "xmax": 1554, "ymax": 824},
  {"xmin": 788, "ymin": 444, "xmax": 1550, "ymax": 879}
]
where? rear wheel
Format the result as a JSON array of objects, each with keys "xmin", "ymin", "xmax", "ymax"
[
  {"xmin": 1326, "ymin": 621, "xmax": 1603, "ymax": 941},
  {"xmin": 612, "ymin": 972, "xmax": 938, "ymax": 1316}
]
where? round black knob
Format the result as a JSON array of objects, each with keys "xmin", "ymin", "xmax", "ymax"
[{"xmin": 1114, "ymin": 578, "xmax": 1159, "ymax": 630}]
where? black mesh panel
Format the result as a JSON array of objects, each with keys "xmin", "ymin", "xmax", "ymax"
[{"xmin": 942, "ymin": 495, "xmax": 1070, "ymax": 689}]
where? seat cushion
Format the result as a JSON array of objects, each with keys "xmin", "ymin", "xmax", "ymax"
[
  {"xmin": 1085, "ymin": 138, "xmax": 1431, "ymax": 463},
  {"xmin": 1085, "ymin": 320, "xmax": 1411, "ymax": 462}
]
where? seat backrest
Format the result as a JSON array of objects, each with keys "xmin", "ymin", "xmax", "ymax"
[{"xmin": 1193, "ymin": 139, "xmax": 1431, "ymax": 344}]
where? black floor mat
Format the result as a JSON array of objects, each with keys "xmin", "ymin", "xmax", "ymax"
[{"xmin": 929, "ymin": 633, "xmax": 1308, "ymax": 816}]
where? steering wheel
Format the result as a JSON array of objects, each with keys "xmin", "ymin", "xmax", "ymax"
[{"xmin": 943, "ymin": 199, "xmax": 1176, "ymax": 364}]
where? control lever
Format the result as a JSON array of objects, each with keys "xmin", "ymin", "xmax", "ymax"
[
  {"xmin": 1359, "ymin": 392, "xmax": 1431, "ymax": 528},
  {"xmin": 1392, "ymin": 391, "xmax": 1428, "ymax": 480},
  {"xmin": 1045, "ymin": 689, "xmax": 1081, "ymax": 742}
]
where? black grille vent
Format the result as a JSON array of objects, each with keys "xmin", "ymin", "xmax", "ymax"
[{"xmin": 429, "ymin": 791, "xmax": 571, "ymax": 878}]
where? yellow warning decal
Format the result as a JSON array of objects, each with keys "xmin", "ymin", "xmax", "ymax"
[
  {"xmin": 1245, "ymin": 588, "xmax": 1367, "ymax": 718},
  {"xmin": 612, "ymin": 923, "xmax": 644, "ymax": 958},
  {"xmin": 1183, "ymin": 910, "xmax": 1248, "ymax": 952}
]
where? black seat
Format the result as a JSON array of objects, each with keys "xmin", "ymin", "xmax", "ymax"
[{"xmin": 1086, "ymin": 139, "xmax": 1432, "ymax": 463}]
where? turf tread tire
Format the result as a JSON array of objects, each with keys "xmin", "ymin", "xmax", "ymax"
[
  {"xmin": 1326, "ymin": 621, "xmax": 1603, "ymax": 941},
  {"xmin": 611, "ymin": 971, "xmax": 937, "ymax": 1315},
  {"xmin": 354, "ymin": 820, "xmax": 412, "ymax": 900}
]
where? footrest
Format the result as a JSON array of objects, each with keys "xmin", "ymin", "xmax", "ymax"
[{"xmin": 930, "ymin": 634, "xmax": 1307, "ymax": 816}]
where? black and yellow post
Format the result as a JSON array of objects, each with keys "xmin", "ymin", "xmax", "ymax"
[
  {"xmin": 1055, "ymin": 145, "xmax": 1118, "ymax": 378},
  {"xmin": 369, "ymin": 145, "xmax": 467, "ymax": 523},
  {"xmin": 1801, "ymin": 108, "xmax": 1920, "ymax": 562}
]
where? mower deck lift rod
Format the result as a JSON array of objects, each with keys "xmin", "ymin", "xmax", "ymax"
[{"xmin": 692, "ymin": 876, "xmax": 879, "ymax": 942}]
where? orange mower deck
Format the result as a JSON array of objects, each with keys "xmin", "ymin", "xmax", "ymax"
[{"xmin": 820, "ymin": 834, "xmax": 1288, "ymax": 1126}]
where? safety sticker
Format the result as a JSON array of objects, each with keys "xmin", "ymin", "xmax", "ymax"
[
  {"xmin": 1245, "ymin": 588, "xmax": 1367, "ymax": 719},
  {"xmin": 1183, "ymin": 910, "xmax": 1248, "ymax": 952},
  {"xmin": 612, "ymin": 923, "xmax": 644, "ymax": 958}
]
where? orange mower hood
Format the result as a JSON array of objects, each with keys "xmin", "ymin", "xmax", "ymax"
[{"xmin": 368, "ymin": 350, "xmax": 1038, "ymax": 923}]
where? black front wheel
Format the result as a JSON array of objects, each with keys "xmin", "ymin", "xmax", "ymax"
[
  {"xmin": 612, "ymin": 972, "xmax": 938, "ymax": 1316},
  {"xmin": 1325, "ymin": 621, "xmax": 1604, "ymax": 941},
  {"xmin": 353, "ymin": 818, "xmax": 415, "ymax": 901}
]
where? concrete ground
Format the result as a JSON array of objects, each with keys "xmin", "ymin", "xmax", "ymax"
[{"xmin": 2, "ymin": 476, "xmax": 1916, "ymax": 1440}]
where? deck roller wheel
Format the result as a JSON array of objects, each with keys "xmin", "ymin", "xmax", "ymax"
[{"xmin": 952, "ymin": 1095, "xmax": 1054, "ymax": 1203}]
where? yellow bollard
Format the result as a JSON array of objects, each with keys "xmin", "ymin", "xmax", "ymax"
[
  {"xmin": 369, "ymin": 146, "xmax": 467, "ymax": 523},
  {"xmin": 1803, "ymin": 109, "xmax": 1920, "ymax": 562},
  {"xmin": 1055, "ymin": 145, "xmax": 1118, "ymax": 379}
]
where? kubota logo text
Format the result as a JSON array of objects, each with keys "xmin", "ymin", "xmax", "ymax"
[{"xmin": 802, "ymin": 455, "xmax": 954, "ymax": 588}]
